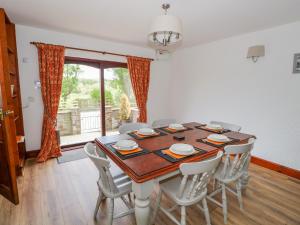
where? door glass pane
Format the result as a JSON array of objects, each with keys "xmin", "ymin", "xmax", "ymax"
[
  {"xmin": 57, "ymin": 64, "xmax": 101, "ymax": 146},
  {"xmin": 104, "ymin": 68, "xmax": 138, "ymax": 135}
]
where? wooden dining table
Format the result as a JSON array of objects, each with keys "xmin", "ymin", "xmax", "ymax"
[{"xmin": 95, "ymin": 122, "xmax": 254, "ymax": 225}]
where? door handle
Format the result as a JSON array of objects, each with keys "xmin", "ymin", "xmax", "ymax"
[{"xmin": 0, "ymin": 109, "xmax": 14, "ymax": 120}]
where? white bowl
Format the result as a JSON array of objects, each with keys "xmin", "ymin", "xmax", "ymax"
[
  {"xmin": 170, "ymin": 143, "xmax": 195, "ymax": 155},
  {"xmin": 169, "ymin": 123, "xmax": 184, "ymax": 130},
  {"xmin": 115, "ymin": 140, "xmax": 138, "ymax": 150},
  {"xmin": 206, "ymin": 123, "xmax": 223, "ymax": 130},
  {"xmin": 137, "ymin": 128, "xmax": 155, "ymax": 136},
  {"xmin": 207, "ymin": 134, "xmax": 230, "ymax": 143}
]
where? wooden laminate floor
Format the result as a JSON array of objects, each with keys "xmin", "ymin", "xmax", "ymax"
[{"xmin": 0, "ymin": 157, "xmax": 299, "ymax": 225}]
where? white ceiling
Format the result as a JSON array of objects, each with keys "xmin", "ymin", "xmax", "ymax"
[{"xmin": 1, "ymin": 0, "xmax": 300, "ymax": 48}]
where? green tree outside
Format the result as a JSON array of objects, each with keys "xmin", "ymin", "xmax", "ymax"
[
  {"xmin": 60, "ymin": 65, "xmax": 136, "ymax": 110},
  {"xmin": 90, "ymin": 87, "xmax": 114, "ymax": 105},
  {"xmin": 61, "ymin": 64, "xmax": 81, "ymax": 101},
  {"xmin": 105, "ymin": 68, "xmax": 136, "ymax": 107}
]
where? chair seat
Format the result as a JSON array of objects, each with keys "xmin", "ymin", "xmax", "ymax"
[
  {"xmin": 160, "ymin": 176, "xmax": 207, "ymax": 206},
  {"xmin": 108, "ymin": 158, "xmax": 132, "ymax": 195},
  {"xmin": 114, "ymin": 178, "xmax": 132, "ymax": 195},
  {"xmin": 214, "ymin": 162, "xmax": 243, "ymax": 184},
  {"xmin": 109, "ymin": 158, "xmax": 126, "ymax": 178},
  {"xmin": 98, "ymin": 173, "xmax": 132, "ymax": 197}
]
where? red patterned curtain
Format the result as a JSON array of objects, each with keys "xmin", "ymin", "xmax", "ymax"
[
  {"xmin": 126, "ymin": 56, "xmax": 151, "ymax": 123},
  {"xmin": 35, "ymin": 43, "xmax": 65, "ymax": 162}
]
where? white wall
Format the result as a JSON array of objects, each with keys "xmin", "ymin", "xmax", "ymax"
[
  {"xmin": 15, "ymin": 25, "xmax": 172, "ymax": 151},
  {"xmin": 16, "ymin": 22, "xmax": 300, "ymax": 170},
  {"xmin": 169, "ymin": 21, "xmax": 300, "ymax": 170}
]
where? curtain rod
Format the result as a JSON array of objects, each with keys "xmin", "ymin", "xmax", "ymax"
[{"xmin": 30, "ymin": 41, "xmax": 154, "ymax": 61}]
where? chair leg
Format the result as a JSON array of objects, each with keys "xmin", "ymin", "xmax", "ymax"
[
  {"xmin": 221, "ymin": 184, "xmax": 228, "ymax": 224},
  {"xmin": 202, "ymin": 198, "xmax": 211, "ymax": 225},
  {"xmin": 181, "ymin": 206, "xmax": 186, "ymax": 225},
  {"xmin": 107, "ymin": 198, "xmax": 114, "ymax": 225},
  {"xmin": 151, "ymin": 189, "xmax": 162, "ymax": 225},
  {"xmin": 240, "ymin": 170, "xmax": 250, "ymax": 190},
  {"xmin": 94, "ymin": 190, "xmax": 104, "ymax": 219},
  {"xmin": 236, "ymin": 180, "xmax": 243, "ymax": 210},
  {"xmin": 212, "ymin": 178, "xmax": 216, "ymax": 191}
]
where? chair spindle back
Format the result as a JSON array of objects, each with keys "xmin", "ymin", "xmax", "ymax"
[
  {"xmin": 221, "ymin": 138, "xmax": 255, "ymax": 180},
  {"xmin": 177, "ymin": 151, "xmax": 223, "ymax": 200}
]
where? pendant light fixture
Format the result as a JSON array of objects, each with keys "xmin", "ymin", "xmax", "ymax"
[{"xmin": 148, "ymin": 3, "xmax": 183, "ymax": 48}]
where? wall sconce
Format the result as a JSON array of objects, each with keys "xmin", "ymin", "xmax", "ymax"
[{"xmin": 247, "ymin": 45, "xmax": 265, "ymax": 62}]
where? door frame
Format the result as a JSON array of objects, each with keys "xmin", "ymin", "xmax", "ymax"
[{"xmin": 62, "ymin": 56, "xmax": 127, "ymax": 146}]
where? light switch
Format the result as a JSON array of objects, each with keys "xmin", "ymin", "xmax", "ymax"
[{"xmin": 34, "ymin": 81, "xmax": 41, "ymax": 89}]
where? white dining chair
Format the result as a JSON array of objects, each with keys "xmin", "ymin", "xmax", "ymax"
[
  {"xmin": 118, "ymin": 122, "xmax": 151, "ymax": 134},
  {"xmin": 210, "ymin": 121, "xmax": 242, "ymax": 132},
  {"xmin": 207, "ymin": 138, "xmax": 255, "ymax": 224},
  {"xmin": 95, "ymin": 144, "xmax": 126, "ymax": 182},
  {"xmin": 84, "ymin": 143, "xmax": 134, "ymax": 224},
  {"xmin": 152, "ymin": 118, "xmax": 177, "ymax": 128},
  {"xmin": 152, "ymin": 151, "xmax": 224, "ymax": 225}
]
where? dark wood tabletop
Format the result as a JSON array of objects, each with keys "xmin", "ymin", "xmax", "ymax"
[{"xmin": 95, "ymin": 122, "xmax": 254, "ymax": 183}]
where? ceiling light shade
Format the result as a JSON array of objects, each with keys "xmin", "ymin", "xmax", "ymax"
[{"xmin": 148, "ymin": 4, "xmax": 183, "ymax": 47}]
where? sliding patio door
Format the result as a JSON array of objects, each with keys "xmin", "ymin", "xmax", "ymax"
[
  {"xmin": 103, "ymin": 66, "xmax": 138, "ymax": 135},
  {"xmin": 57, "ymin": 57, "xmax": 138, "ymax": 147},
  {"xmin": 57, "ymin": 59, "xmax": 102, "ymax": 146}
]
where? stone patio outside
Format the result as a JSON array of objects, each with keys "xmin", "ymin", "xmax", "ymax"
[{"xmin": 57, "ymin": 105, "xmax": 138, "ymax": 146}]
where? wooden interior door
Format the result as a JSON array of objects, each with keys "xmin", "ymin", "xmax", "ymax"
[{"xmin": 0, "ymin": 42, "xmax": 19, "ymax": 204}]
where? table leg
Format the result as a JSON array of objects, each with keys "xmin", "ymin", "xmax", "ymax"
[{"xmin": 132, "ymin": 180, "xmax": 154, "ymax": 225}]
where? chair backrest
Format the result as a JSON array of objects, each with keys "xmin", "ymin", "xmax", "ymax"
[
  {"xmin": 118, "ymin": 122, "xmax": 150, "ymax": 134},
  {"xmin": 84, "ymin": 143, "xmax": 118, "ymax": 197},
  {"xmin": 220, "ymin": 138, "xmax": 255, "ymax": 181},
  {"xmin": 152, "ymin": 118, "xmax": 177, "ymax": 128},
  {"xmin": 210, "ymin": 120, "xmax": 242, "ymax": 132},
  {"xmin": 95, "ymin": 144, "xmax": 107, "ymax": 159},
  {"xmin": 177, "ymin": 151, "xmax": 223, "ymax": 201}
]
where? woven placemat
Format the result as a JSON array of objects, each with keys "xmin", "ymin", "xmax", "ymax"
[
  {"xmin": 105, "ymin": 143, "xmax": 150, "ymax": 160},
  {"xmin": 154, "ymin": 147, "xmax": 207, "ymax": 163},
  {"xmin": 127, "ymin": 129, "xmax": 167, "ymax": 140},
  {"xmin": 158, "ymin": 126, "xmax": 193, "ymax": 134},
  {"xmin": 196, "ymin": 137, "xmax": 239, "ymax": 148},
  {"xmin": 194, "ymin": 125, "xmax": 231, "ymax": 134}
]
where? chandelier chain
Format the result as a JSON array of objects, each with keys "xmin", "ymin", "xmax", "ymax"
[{"xmin": 162, "ymin": 3, "xmax": 170, "ymax": 14}]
